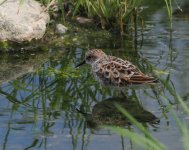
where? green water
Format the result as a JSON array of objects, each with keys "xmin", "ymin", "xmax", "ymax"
[{"xmin": 1, "ymin": 2, "xmax": 189, "ymax": 150}]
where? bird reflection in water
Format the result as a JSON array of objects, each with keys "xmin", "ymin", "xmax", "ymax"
[{"xmin": 76, "ymin": 96, "xmax": 160, "ymax": 129}]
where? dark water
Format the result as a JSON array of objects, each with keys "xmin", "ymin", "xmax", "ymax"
[{"xmin": 1, "ymin": 2, "xmax": 189, "ymax": 150}]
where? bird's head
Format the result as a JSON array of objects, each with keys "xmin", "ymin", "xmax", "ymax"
[
  {"xmin": 76, "ymin": 49, "xmax": 106, "ymax": 67},
  {"xmin": 85, "ymin": 49, "xmax": 106, "ymax": 65}
]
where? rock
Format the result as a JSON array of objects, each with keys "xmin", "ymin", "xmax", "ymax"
[
  {"xmin": 55, "ymin": 24, "xmax": 68, "ymax": 35},
  {"xmin": 76, "ymin": 17, "xmax": 94, "ymax": 24},
  {"xmin": 0, "ymin": 0, "xmax": 50, "ymax": 42}
]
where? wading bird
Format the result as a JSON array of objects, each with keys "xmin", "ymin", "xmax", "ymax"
[{"xmin": 76, "ymin": 49, "xmax": 157, "ymax": 87}]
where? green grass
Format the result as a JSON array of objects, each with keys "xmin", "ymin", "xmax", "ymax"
[
  {"xmin": 108, "ymin": 103, "xmax": 165, "ymax": 150},
  {"xmin": 39, "ymin": 0, "xmax": 142, "ymax": 35},
  {"xmin": 12, "ymin": 0, "xmax": 178, "ymax": 35},
  {"xmin": 38, "ymin": 0, "xmax": 178, "ymax": 34},
  {"xmin": 107, "ymin": 126, "xmax": 165, "ymax": 150},
  {"xmin": 72, "ymin": 0, "xmax": 142, "ymax": 34},
  {"xmin": 164, "ymin": 0, "xmax": 173, "ymax": 30}
]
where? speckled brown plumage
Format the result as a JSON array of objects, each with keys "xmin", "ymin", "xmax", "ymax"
[{"xmin": 83, "ymin": 49, "xmax": 157, "ymax": 87}]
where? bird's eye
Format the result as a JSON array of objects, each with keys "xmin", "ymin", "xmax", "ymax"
[{"xmin": 87, "ymin": 56, "xmax": 92, "ymax": 59}]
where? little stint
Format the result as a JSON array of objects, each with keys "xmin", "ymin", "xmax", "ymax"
[{"xmin": 76, "ymin": 49, "xmax": 157, "ymax": 87}]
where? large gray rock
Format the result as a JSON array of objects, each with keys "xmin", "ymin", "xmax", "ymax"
[{"xmin": 0, "ymin": 0, "xmax": 50, "ymax": 42}]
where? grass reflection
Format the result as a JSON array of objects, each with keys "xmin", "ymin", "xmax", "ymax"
[
  {"xmin": 0, "ymin": 40, "xmax": 187, "ymax": 150},
  {"xmin": 0, "ymin": 47, "xmax": 113, "ymax": 149}
]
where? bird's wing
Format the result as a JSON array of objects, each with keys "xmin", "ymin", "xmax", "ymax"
[
  {"xmin": 109, "ymin": 56, "xmax": 143, "ymax": 74},
  {"xmin": 93, "ymin": 56, "xmax": 157, "ymax": 86}
]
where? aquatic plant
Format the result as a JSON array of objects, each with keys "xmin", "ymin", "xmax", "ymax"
[
  {"xmin": 107, "ymin": 106, "xmax": 165, "ymax": 150},
  {"xmin": 164, "ymin": 0, "xmax": 173, "ymax": 30},
  {"xmin": 107, "ymin": 76, "xmax": 189, "ymax": 150}
]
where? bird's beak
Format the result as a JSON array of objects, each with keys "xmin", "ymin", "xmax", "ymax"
[{"xmin": 75, "ymin": 60, "xmax": 86, "ymax": 68}]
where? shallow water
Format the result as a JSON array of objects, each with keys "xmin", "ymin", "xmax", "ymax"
[{"xmin": 1, "ymin": 2, "xmax": 189, "ymax": 150}]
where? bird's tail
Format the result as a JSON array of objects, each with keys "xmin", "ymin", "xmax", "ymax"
[{"xmin": 128, "ymin": 75, "xmax": 158, "ymax": 85}]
